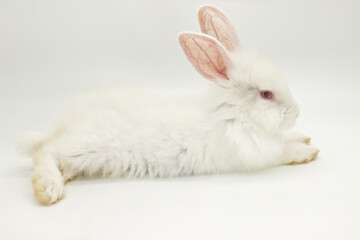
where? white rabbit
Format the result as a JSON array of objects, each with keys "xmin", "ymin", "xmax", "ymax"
[{"xmin": 18, "ymin": 5, "xmax": 319, "ymax": 205}]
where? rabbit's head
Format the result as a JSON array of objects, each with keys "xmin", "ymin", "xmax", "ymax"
[{"xmin": 178, "ymin": 5, "xmax": 299, "ymax": 134}]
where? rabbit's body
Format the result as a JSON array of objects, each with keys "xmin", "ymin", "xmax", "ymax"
[
  {"xmin": 37, "ymin": 89, "xmax": 209, "ymax": 180},
  {"xmin": 21, "ymin": 5, "xmax": 319, "ymax": 205},
  {"xmin": 31, "ymin": 87, "xmax": 285, "ymax": 180}
]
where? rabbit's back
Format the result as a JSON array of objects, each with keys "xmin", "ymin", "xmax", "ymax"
[{"xmin": 60, "ymin": 87, "xmax": 203, "ymax": 128}]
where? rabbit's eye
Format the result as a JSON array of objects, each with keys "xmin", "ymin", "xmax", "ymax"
[{"xmin": 260, "ymin": 90, "xmax": 274, "ymax": 100}]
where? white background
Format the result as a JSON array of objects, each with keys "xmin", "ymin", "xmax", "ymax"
[{"xmin": 1, "ymin": 0, "xmax": 360, "ymax": 239}]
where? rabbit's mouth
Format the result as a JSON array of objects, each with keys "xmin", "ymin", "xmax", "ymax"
[{"xmin": 280, "ymin": 111, "xmax": 297, "ymax": 130}]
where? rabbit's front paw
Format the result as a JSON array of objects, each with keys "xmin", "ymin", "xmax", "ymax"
[
  {"xmin": 286, "ymin": 131, "xmax": 311, "ymax": 144},
  {"xmin": 32, "ymin": 171, "xmax": 65, "ymax": 205},
  {"xmin": 286, "ymin": 143, "xmax": 319, "ymax": 165},
  {"xmin": 296, "ymin": 134, "xmax": 311, "ymax": 144}
]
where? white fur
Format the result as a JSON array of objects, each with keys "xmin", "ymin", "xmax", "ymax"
[{"xmin": 19, "ymin": 5, "xmax": 318, "ymax": 204}]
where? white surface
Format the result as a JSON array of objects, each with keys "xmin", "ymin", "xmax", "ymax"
[{"xmin": 1, "ymin": 0, "xmax": 360, "ymax": 239}]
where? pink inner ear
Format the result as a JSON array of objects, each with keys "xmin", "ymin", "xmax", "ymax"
[
  {"xmin": 179, "ymin": 34, "xmax": 229, "ymax": 80},
  {"xmin": 198, "ymin": 6, "xmax": 240, "ymax": 52}
]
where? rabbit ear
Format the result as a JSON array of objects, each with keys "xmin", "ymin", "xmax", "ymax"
[
  {"xmin": 198, "ymin": 5, "xmax": 240, "ymax": 52},
  {"xmin": 178, "ymin": 32, "xmax": 233, "ymax": 85}
]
